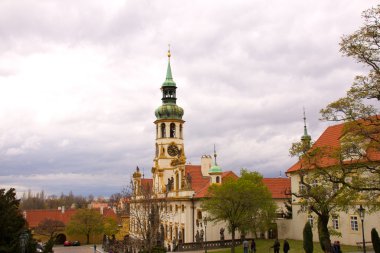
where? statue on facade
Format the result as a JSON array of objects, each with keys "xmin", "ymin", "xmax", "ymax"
[
  {"xmin": 195, "ymin": 231, "xmax": 200, "ymax": 242},
  {"xmin": 166, "ymin": 177, "xmax": 174, "ymax": 192},
  {"xmin": 220, "ymin": 228, "xmax": 225, "ymax": 241},
  {"xmin": 200, "ymin": 229, "xmax": 204, "ymax": 242},
  {"xmin": 185, "ymin": 173, "xmax": 192, "ymax": 189}
]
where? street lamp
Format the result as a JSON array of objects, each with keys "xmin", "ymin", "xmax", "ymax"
[
  {"xmin": 203, "ymin": 216, "xmax": 208, "ymax": 253},
  {"xmin": 358, "ymin": 205, "xmax": 366, "ymax": 253}
]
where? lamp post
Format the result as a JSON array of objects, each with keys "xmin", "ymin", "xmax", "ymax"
[
  {"xmin": 358, "ymin": 205, "xmax": 366, "ymax": 253},
  {"xmin": 203, "ymin": 217, "xmax": 208, "ymax": 253}
]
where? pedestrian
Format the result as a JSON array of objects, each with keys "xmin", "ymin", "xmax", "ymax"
[
  {"xmin": 250, "ymin": 239, "xmax": 256, "ymax": 253},
  {"xmin": 94, "ymin": 244, "xmax": 97, "ymax": 253},
  {"xmin": 270, "ymin": 239, "xmax": 280, "ymax": 253},
  {"xmin": 283, "ymin": 239, "xmax": 290, "ymax": 253},
  {"xmin": 334, "ymin": 241, "xmax": 342, "ymax": 253},
  {"xmin": 243, "ymin": 238, "xmax": 249, "ymax": 253}
]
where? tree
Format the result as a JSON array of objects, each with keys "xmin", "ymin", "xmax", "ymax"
[
  {"xmin": 372, "ymin": 228, "xmax": 380, "ymax": 253},
  {"xmin": 128, "ymin": 179, "xmax": 167, "ymax": 253},
  {"xmin": 290, "ymin": 141, "xmax": 361, "ymax": 253},
  {"xmin": 320, "ymin": 5, "xmax": 380, "ymax": 196},
  {"xmin": 0, "ymin": 188, "xmax": 36, "ymax": 253},
  {"xmin": 202, "ymin": 170, "xmax": 276, "ymax": 253},
  {"xmin": 303, "ymin": 222, "xmax": 313, "ymax": 253},
  {"xmin": 34, "ymin": 219, "xmax": 65, "ymax": 252},
  {"xmin": 65, "ymin": 209, "xmax": 104, "ymax": 244}
]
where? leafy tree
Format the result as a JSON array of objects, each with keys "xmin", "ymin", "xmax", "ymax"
[
  {"xmin": 320, "ymin": 4, "xmax": 380, "ymax": 196},
  {"xmin": 0, "ymin": 188, "xmax": 36, "ymax": 253},
  {"xmin": 303, "ymin": 222, "xmax": 313, "ymax": 253},
  {"xmin": 34, "ymin": 219, "xmax": 65, "ymax": 252},
  {"xmin": 202, "ymin": 170, "xmax": 276, "ymax": 253},
  {"xmin": 65, "ymin": 208, "xmax": 104, "ymax": 244},
  {"xmin": 129, "ymin": 178, "xmax": 167, "ymax": 253},
  {"xmin": 103, "ymin": 216, "xmax": 118, "ymax": 237},
  {"xmin": 290, "ymin": 141, "xmax": 361, "ymax": 253},
  {"xmin": 372, "ymin": 228, "xmax": 380, "ymax": 253},
  {"xmin": 282, "ymin": 198, "xmax": 293, "ymax": 219}
]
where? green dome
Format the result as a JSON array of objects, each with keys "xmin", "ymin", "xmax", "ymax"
[
  {"xmin": 155, "ymin": 104, "xmax": 184, "ymax": 120},
  {"xmin": 209, "ymin": 165, "xmax": 222, "ymax": 173}
]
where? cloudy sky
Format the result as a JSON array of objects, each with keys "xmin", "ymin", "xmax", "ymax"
[{"xmin": 0, "ymin": 0, "xmax": 376, "ymax": 197}]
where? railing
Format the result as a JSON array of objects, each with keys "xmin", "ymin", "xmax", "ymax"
[{"xmin": 176, "ymin": 238, "xmax": 251, "ymax": 252}]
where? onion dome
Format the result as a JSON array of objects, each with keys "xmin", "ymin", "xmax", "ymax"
[{"xmin": 155, "ymin": 104, "xmax": 184, "ymax": 120}]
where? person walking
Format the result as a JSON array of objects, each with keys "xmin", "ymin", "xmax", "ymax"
[
  {"xmin": 271, "ymin": 239, "xmax": 280, "ymax": 253},
  {"xmin": 250, "ymin": 239, "xmax": 256, "ymax": 253},
  {"xmin": 283, "ymin": 239, "xmax": 290, "ymax": 253},
  {"xmin": 243, "ymin": 239, "xmax": 249, "ymax": 253}
]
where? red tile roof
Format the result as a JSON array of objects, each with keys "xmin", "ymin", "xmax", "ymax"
[
  {"xmin": 262, "ymin": 178, "xmax": 291, "ymax": 199},
  {"xmin": 141, "ymin": 178, "xmax": 153, "ymax": 192},
  {"xmin": 184, "ymin": 165, "xmax": 238, "ymax": 198},
  {"xmin": 287, "ymin": 120, "xmax": 380, "ymax": 173},
  {"xmin": 25, "ymin": 208, "xmax": 117, "ymax": 228}
]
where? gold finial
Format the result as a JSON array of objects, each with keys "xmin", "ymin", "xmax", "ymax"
[{"xmin": 167, "ymin": 44, "xmax": 171, "ymax": 58}]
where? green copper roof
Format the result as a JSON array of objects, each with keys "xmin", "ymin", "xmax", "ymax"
[
  {"xmin": 155, "ymin": 104, "xmax": 184, "ymax": 120},
  {"xmin": 162, "ymin": 60, "xmax": 176, "ymax": 87},
  {"xmin": 209, "ymin": 165, "xmax": 222, "ymax": 174}
]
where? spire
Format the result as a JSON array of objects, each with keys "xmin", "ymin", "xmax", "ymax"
[
  {"xmin": 166, "ymin": 45, "xmax": 173, "ymax": 81},
  {"xmin": 301, "ymin": 107, "xmax": 311, "ymax": 150},
  {"xmin": 162, "ymin": 45, "xmax": 176, "ymax": 88},
  {"xmin": 213, "ymin": 144, "xmax": 218, "ymax": 166},
  {"xmin": 303, "ymin": 107, "xmax": 309, "ymax": 136}
]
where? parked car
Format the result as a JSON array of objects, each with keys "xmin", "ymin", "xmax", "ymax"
[
  {"xmin": 72, "ymin": 241, "xmax": 80, "ymax": 246},
  {"xmin": 63, "ymin": 241, "xmax": 72, "ymax": 246}
]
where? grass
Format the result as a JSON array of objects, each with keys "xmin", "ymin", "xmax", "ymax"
[{"xmin": 210, "ymin": 239, "xmax": 359, "ymax": 253}]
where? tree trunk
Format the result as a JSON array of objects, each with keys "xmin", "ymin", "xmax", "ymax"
[
  {"xmin": 231, "ymin": 229, "xmax": 235, "ymax": 253},
  {"xmin": 317, "ymin": 214, "xmax": 332, "ymax": 253},
  {"xmin": 86, "ymin": 233, "xmax": 90, "ymax": 245}
]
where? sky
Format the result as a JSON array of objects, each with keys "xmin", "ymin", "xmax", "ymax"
[{"xmin": 0, "ymin": 0, "xmax": 376, "ymax": 198}]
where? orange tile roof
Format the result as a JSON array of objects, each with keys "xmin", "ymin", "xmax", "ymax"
[
  {"xmin": 262, "ymin": 178, "xmax": 291, "ymax": 199},
  {"xmin": 184, "ymin": 165, "xmax": 239, "ymax": 198},
  {"xmin": 141, "ymin": 178, "xmax": 153, "ymax": 192},
  {"xmin": 25, "ymin": 208, "xmax": 117, "ymax": 228},
  {"xmin": 287, "ymin": 120, "xmax": 380, "ymax": 173}
]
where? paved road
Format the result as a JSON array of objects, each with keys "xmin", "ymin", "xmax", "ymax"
[{"xmin": 54, "ymin": 245, "xmax": 100, "ymax": 253}]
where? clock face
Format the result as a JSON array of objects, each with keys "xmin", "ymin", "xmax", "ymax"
[{"xmin": 167, "ymin": 144, "xmax": 179, "ymax": 157}]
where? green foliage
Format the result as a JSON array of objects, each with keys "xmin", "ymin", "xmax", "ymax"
[
  {"xmin": 303, "ymin": 222, "xmax": 313, "ymax": 253},
  {"xmin": 0, "ymin": 188, "xmax": 36, "ymax": 253},
  {"xmin": 65, "ymin": 208, "xmax": 105, "ymax": 244},
  {"xmin": 320, "ymin": 4, "xmax": 380, "ymax": 197},
  {"xmin": 103, "ymin": 216, "xmax": 118, "ymax": 236},
  {"xmin": 372, "ymin": 228, "xmax": 380, "ymax": 253},
  {"xmin": 282, "ymin": 198, "xmax": 292, "ymax": 219},
  {"xmin": 202, "ymin": 170, "xmax": 276, "ymax": 253}
]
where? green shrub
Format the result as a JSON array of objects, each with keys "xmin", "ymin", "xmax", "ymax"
[
  {"xmin": 372, "ymin": 228, "xmax": 380, "ymax": 253},
  {"xmin": 303, "ymin": 222, "xmax": 313, "ymax": 253}
]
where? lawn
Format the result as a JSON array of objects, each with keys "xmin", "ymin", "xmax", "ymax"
[{"xmin": 211, "ymin": 239, "xmax": 359, "ymax": 253}]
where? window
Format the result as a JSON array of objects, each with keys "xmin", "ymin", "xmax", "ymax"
[
  {"xmin": 179, "ymin": 124, "xmax": 183, "ymax": 138},
  {"xmin": 299, "ymin": 182, "xmax": 306, "ymax": 193},
  {"xmin": 350, "ymin": 216, "xmax": 359, "ymax": 231},
  {"xmin": 216, "ymin": 176, "xmax": 220, "ymax": 183},
  {"xmin": 332, "ymin": 216, "xmax": 339, "ymax": 230},
  {"xmin": 161, "ymin": 123, "xmax": 166, "ymax": 138},
  {"xmin": 332, "ymin": 183, "xmax": 339, "ymax": 193},
  {"xmin": 311, "ymin": 179, "xmax": 318, "ymax": 187},
  {"xmin": 308, "ymin": 215, "xmax": 314, "ymax": 227},
  {"xmin": 175, "ymin": 205, "xmax": 178, "ymax": 212},
  {"xmin": 170, "ymin": 123, "xmax": 176, "ymax": 138},
  {"xmin": 182, "ymin": 205, "xmax": 185, "ymax": 213}
]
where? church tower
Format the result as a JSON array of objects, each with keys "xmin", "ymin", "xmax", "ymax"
[{"xmin": 152, "ymin": 49, "xmax": 186, "ymax": 194}]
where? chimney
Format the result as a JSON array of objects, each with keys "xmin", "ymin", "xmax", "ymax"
[
  {"xmin": 61, "ymin": 206, "xmax": 65, "ymax": 214},
  {"xmin": 201, "ymin": 155, "xmax": 212, "ymax": 176},
  {"xmin": 100, "ymin": 206, "xmax": 104, "ymax": 215}
]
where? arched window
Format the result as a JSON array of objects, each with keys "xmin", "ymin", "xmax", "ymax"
[
  {"xmin": 161, "ymin": 123, "xmax": 166, "ymax": 138},
  {"xmin": 179, "ymin": 124, "xmax": 183, "ymax": 138},
  {"xmin": 170, "ymin": 123, "xmax": 176, "ymax": 138},
  {"xmin": 216, "ymin": 176, "xmax": 220, "ymax": 183}
]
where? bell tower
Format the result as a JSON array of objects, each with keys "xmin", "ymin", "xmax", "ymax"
[{"xmin": 152, "ymin": 48, "xmax": 186, "ymax": 194}]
